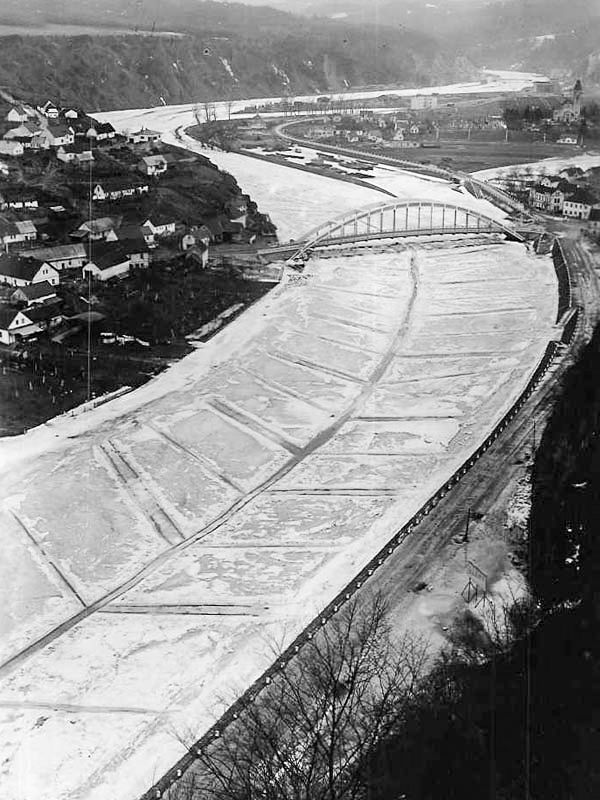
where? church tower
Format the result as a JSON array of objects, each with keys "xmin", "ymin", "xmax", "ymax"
[{"xmin": 573, "ymin": 79, "xmax": 583, "ymax": 118}]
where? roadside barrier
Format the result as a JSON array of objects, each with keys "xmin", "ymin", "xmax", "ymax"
[{"xmin": 552, "ymin": 238, "xmax": 572, "ymax": 322}]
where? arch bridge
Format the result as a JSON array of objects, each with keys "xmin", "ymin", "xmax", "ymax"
[{"xmin": 290, "ymin": 198, "xmax": 524, "ymax": 259}]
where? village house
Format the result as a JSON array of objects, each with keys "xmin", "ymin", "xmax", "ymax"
[
  {"xmin": 6, "ymin": 105, "xmax": 32, "ymax": 124},
  {"xmin": 0, "ymin": 303, "xmax": 63, "ymax": 344},
  {"xmin": 38, "ymin": 100, "xmax": 59, "ymax": 119},
  {"xmin": 0, "ymin": 161, "xmax": 9, "ymax": 177},
  {"xmin": 587, "ymin": 209, "xmax": 600, "ymax": 236},
  {"xmin": 83, "ymin": 243, "xmax": 131, "ymax": 281},
  {"xmin": 0, "ymin": 188, "xmax": 39, "ymax": 211},
  {"xmin": 0, "ymin": 141, "xmax": 24, "ymax": 157},
  {"xmin": 117, "ymin": 236, "xmax": 151, "ymax": 269},
  {"xmin": 127, "ymin": 128, "xmax": 161, "ymax": 145},
  {"xmin": 562, "ymin": 188, "xmax": 598, "ymax": 220},
  {"xmin": 4, "ymin": 123, "xmax": 38, "ymax": 148},
  {"xmin": 11, "ymin": 280, "xmax": 58, "ymax": 306},
  {"xmin": 138, "ymin": 154, "xmax": 168, "ymax": 177},
  {"xmin": 25, "ymin": 243, "xmax": 87, "ymax": 272},
  {"xmin": 91, "ymin": 178, "xmax": 149, "ymax": 202},
  {"xmin": 60, "ymin": 107, "xmax": 80, "ymax": 120},
  {"xmin": 0, "ymin": 219, "xmax": 37, "ymax": 249},
  {"xmin": 143, "ymin": 214, "xmax": 177, "ymax": 238},
  {"xmin": 46, "ymin": 124, "xmax": 75, "ymax": 148},
  {"xmin": 529, "ymin": 183, "xmax": 569, "ymax": 213},
  {"xmin": 0, "ymin": 255, "xmax": 59, "ymax": 287},
  {"xmin": 95, "ymin": 122, "xmax": 116, "ymax": 141},
  {"xmin": 56, "ymin": 142, "xmax": 94, "ymax": 165},
  {"xmin": 73, "ymin": 217, "xmax": 119, "ymax": 242}
]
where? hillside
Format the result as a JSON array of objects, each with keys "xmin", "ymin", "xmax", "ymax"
[
  {"xmin": 0, "ymin": 28, "xmax": 474, "ymax": 112},
  {"xmin": 288, "ymin": 0, "xmax": 600, "ymax": 84}
]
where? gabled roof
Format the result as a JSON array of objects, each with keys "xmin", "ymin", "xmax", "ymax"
[
  {"xmin": 566, "ymin": 187, "xmax": 598, "ymax": 206},
  {"xmin": 12, "ymin": 281, "xmax": 56, "ymax": 300},
  {"xmin": 27, "ymin": 244, "xmax": 86, "ymax": 262},
  {"xmin": 78, "ymin": 217, "xmax": 117, "ymax": 233},
  {"xmin": 95, "ymin": 121, "xmax": 115, "ymax": 134},
  {"xmin": 0, "ymin": 306, "xmax": 18, "ymax": 329},
  {"xmin": 0, "ymin": 255, "xmax": 44, "ymax": 281},
  {"xmin": 22, "ymin": 303, "xmax": 62, "ymax": 323},
  {"xmin": 588, "ymin": 208, "xmax": 600, "ymax": 222},
  {"xmin": 141, "ymin": 155, "xmax": 167, "ymax": 166},
  {"xmin": 15, "ymin": 220, "xmax": 36, "ymax": 235},
  {"xmin": 47, "ymin": 124, "xmax": 73, "ymax": 138},
  {"xmin": 87, "ymin": 242, "xmax": 130, "ymax": 270}
]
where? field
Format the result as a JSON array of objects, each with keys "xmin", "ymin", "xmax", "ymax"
[{"xmin": 0, "ymin": 238, "xmax": 557, "ymax": 800}]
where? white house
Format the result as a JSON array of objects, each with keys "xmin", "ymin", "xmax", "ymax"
[
  {"xmin": 127, "ymin": 128, "xmax": 161, "ymax": 145},
  {"xmin": 0, "ymin": 304, "xmax": 62, "ymax": 344},
  {"xmin": 0, "ymin": 140, "xmax": 24, "ymax": 157},
  {"xmin": 46, "ymin": 124, "xmax": 75, "ymax": 148},
  {"xmin": 0, "ymin": 255, "xmax": 59, "ymax": 287},
  {"xmin": 139, "ymin": 154, "xmax": 168, "ymax": 176},
  {"xmin": 562, "ymin": 189, "xmax": 598, "ymax": 220},
  {"xmin": 75, "ymin": 218, "xmax": 119, "ymax": 242},
  {"xmin": 11, "ymin": 280, "xmax": 58, "ymax": 306},
  {"xmin": 39, "ymin": 101, "xmax": 59, "ymax": 119},
  {"xmin": 83, "ymin": 246, "xmax": 131, "ymax": 281},
  {"xmin": 4, "ymin": 124, "xmax": 36, "ymax": 147},
  {"xmin": 143, "ymin": 216, "xmax": 177, "ymax": 237},
  {"xmin": 56, "ymin": 143, "xmax": 94, "ymax": 165},
  {"xmin": 6, "ymin": 105, "xmax": 31, "ymax": 124}
]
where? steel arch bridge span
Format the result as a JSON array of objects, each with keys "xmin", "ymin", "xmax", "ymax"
[{"xmin": 293, "ymin": 198, "xmax": 524, "ymax": 257}]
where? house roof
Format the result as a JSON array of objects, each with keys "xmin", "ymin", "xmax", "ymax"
[
  {"xmin": 47, "ymin": 124, "xmax": 73, "ymax": 138},
  {"xmin": 566, "ymin": 187, "xmax": 598, "ymax": 206},
  {"xmin": 588, "ymin": 209, "xmax": 600, "ymax": 222},
  {"xmin": 5, "ymin": 124, "xmax": 35, "ymax": 138},
  {"xmin": 87, "ymin": 242, "xmax": 130, "ymax": 270},
  {"xmin": 22, "ymin": 302, "xmax": 62, "ymax": 322},
  {"xmin": 0, "ymin": 255, "xmax": 45, "ymax": 281},
  {"xmin": 119, "ymin": 237, "xmax": 150, "ymax": 254},
  {"xmin": 95, "ymin": 122, "xmax": 115, "ymax": 134},
  {"xmin": 132, "ymin": 127, "xmax": 160, "ymax": 137},
  {"xmin": 27, "ymin": 244, "xmax": 86, "ymax": 262},
  {"xmin": 15, "ymin": 220, "xmax": 36, "ymax": 235},
  {"xmin": 78, "ymin": 217, "xmax": 117, "ymax": 234},
  {"xmin": 12, "ymin": 281, "xmax": 56, "ymax": 300},
  {"xmin": 141, "ymin": 155, "xmax": 167, "ymax": 166},
  {"xmin": 0, "ymin": 306, "xmax": 18, "ymax": 329}
]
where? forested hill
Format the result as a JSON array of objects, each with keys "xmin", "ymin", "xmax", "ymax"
[{"xmin": 0, "ymin": 8, "xmax": 475, "ymax": 111}]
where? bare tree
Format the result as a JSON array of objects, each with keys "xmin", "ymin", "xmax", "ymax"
[{"xmin": 168, "ymin": 594, "xmax": 429, "ymax": 800}]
